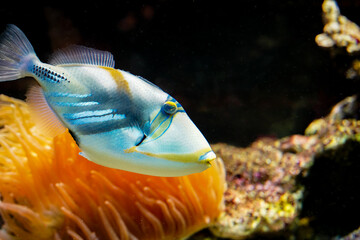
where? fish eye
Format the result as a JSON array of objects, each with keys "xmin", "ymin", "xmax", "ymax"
[
  {"xmin": 163, "ymin": 101, "xmax": 177, "ymax": 115},
  {"xmin": 135, "ymin": 134, "xmax": 146, "ymax": 146}
]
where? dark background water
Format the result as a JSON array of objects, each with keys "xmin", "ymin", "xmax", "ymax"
[{"xmin": 1, "ymin": 0, "xmax": 360, "ymax": 147}]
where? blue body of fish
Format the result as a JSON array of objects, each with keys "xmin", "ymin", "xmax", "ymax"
[{"xmin": 0, "ymin": 25, "xmax": 216, "ymax": 176}]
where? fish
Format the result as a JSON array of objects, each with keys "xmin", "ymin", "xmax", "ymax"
[{"xmin": 0, "ymin": 24, "xmax": 216, "ymax": 177}]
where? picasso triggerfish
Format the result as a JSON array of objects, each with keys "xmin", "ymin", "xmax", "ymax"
[{"xmin": 0, "ymin": 24, "xmax": 216, "ymax": 176}]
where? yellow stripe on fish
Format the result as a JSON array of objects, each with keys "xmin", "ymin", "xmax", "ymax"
[
  {"xmin": 101, "ymin": 67, "xmax": 132, "ymax": 97},
  {"xmin": 125, "ymin": 145, "xmax": 214, "ymax": 164}
]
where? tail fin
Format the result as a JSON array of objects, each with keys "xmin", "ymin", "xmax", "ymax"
[{"xmin": 0, "ymin": 24, "xmax": 38, "ymax": 81}]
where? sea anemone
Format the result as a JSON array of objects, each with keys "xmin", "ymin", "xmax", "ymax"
[{"xmin": 0, "ymin": 95, "xmax": 226, "ymax": 240}]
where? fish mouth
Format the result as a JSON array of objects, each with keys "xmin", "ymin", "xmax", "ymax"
[{"xmin": 198, "ymin": 150, "xmax": 216, "ymax": 163}]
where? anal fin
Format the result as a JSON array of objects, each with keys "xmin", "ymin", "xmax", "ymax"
[{"xmin": 26, "ymin": 85, "xmax": 67, "ymax": 138}]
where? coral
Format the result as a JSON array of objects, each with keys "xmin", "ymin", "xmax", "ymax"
[
  {"xmin": 209, "ymin": 95, "xmax": 360, "ymax": 239},
  {"xmin": 315, "ymin": 0, "xmax": 360, "ymax": 53},
  {"xmin": 0, "ymin": 95, "xmax": 226, "ymax": 240},
  {"xmin": 316, "ymin": 0, "xmax": 360, "ymax": 79},
  {"xmin": 209, "ymin": 140, "xmax": 305, "ymax": 239}
]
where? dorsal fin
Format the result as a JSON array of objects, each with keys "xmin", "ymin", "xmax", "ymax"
[
  {"xmin": 26, "ymin": 85, "xmax": 67, "ymax": 138},
  {"xmin": 48, "ymin": 45, "xmax": 115, "ymax": 68}
]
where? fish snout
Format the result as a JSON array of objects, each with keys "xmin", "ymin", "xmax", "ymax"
[{"xmin": 198, "ymin": 150, "xmax": 216, "ymax": 163}]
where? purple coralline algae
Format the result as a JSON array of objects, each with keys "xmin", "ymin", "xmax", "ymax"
[{"xmin": 209, "ymin": 96, "xmax": 360, "ymax": 239}]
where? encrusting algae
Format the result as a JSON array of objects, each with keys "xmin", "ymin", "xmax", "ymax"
[
  {"xmin": 0, "ymin": 95, "xmax": 226, "ymax": 240},
  {"xmin": 209, "ymin": 95, "xmax": 360, "ymax": 239}
]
